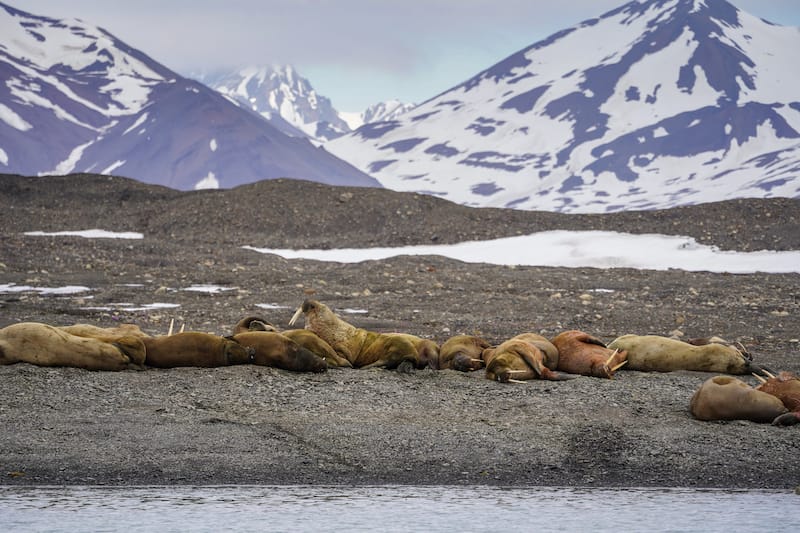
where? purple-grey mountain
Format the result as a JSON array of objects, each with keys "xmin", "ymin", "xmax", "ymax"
[{"xmin": 0, "ymin": 2, "xmax": 379, "ymax": 190}]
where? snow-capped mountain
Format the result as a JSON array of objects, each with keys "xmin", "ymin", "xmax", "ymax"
[
  {"xmin": 326, "ymin": 0, "xmax": 800, "ymax": 213},
  {"xmin": 198, "ymin": 66, "xmax": 416, "ymax": 142},
  {"xmin": 197, "ymin": 65, "xmax": 352, "ymax": 142},
  {"xmin": 0, "ymin": 2, "xmax": 379, "ymax": 190}
]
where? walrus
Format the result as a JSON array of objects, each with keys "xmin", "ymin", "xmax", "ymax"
[
  {"xmin": 142, "ymin": 332, "xmax": 255, "ymax": 368},
  {"xmin": 289, "ymin": 299, "xmax": 420, "ymax": 372},
  {"xmin": 551, "ymin": 330, "xmax": 628, "ymax": 379},
  {"xmin": 607, "ymin": 334, "xmax": 763, "ymax": 374},
  {"xmin": 0, "ymin": 322, "xmax": 146, "ymax": 371},
  {"xmin": 483, "ymin": 333, "xmax": 576, "ymax": 383},
  {"xmin": 435, "ymin": 335, "xmax": 490, "ymax": 371},
  {"xmin": 231, "ymin": 332, "xmax": 328, "ymax": 373},
  {"xmin": 384, "ymin": 333, "xmax": 439, "ymax": 369},
  {"xmin": 754, "ymin": 371, "xmax": 800, "ymax": 426},
  {"xmin": 690, "ymin": 375, "xmax": 787, "ymax": 422},
  {"xmin": 232, "ymin": 316, "xmax": 351, "ymax": 368},
  {"xmin": 280, "ymin": 329, "xmax": 352, "ymax": 368},
  {"xmin": 232, "ymin": 316, "xmax": 278, "ymax": 335},
  {"xmin": 60, "ymin": 323, "xmax": 151, "ymax": 339}
]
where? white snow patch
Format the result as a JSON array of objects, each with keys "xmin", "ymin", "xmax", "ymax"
[
  {"xmin": 195, "ymin": 172, "xmax": 219, "ymax": 190},
  {"xmin": 100, "ymin": 160, "xmax": 126, "ymax": 174},
  {"xmin": 0, "ymin": 283, "xmax": 90, "ymax": 295},
  {"xmin": 24, "ymin": 229, "xmax": 143, "ymax": 239},
  {"xmin": 0, "ymin": 148, "xmax": 8, "ymax": 166},
  {"xmin": 243, "ymin": 231, "xmax": 800, "ymax": 274},
  {"xmin": 0, "ymin": 103, "xmax": 32, "ymax": 131},
  {"xmin": 210, "ymin": 138, "xmax": 218, "ymax": 152},
  {"xmin": 256, "ymin": 303, "xmax": 290, "ymax": 310},
  {"xmin": 182, "ymin": 284, "xmax": 236, "ymax": 294},
  {"xmin": 122, "ymin": 113, "xmax": 149, "ymax": 135}
]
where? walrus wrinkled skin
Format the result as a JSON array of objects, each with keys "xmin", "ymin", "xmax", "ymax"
[
  {"xmin": 142, "ymin": 332, "xmax": 254, "ymax": 368},
  {"xmin": 231, "ymin": 332, "xmax": 328, "ymax": 373},
  {"xmin": 0, "ymin": 322, "xmax": 146, "ymax": 371},
  {"xmin": 551, "ymin": 330, "xmax": 628, "ymax": 379},
  {"xmin": 755, "ymin": 371, "xmax": 800, "ymax": 426},
  {"xmin": 289, "ymin": 299, "xmax": 420, "ymax": 372},
  {"xmin": 607, "ymin": 334, "xmax": 761, "ymax": 374},
  {"xmin": 483, "ymin": 333, "xmax": 576, "ymax": 383},
  {"xmin": 690, "ymin": 375, "xmax": 787, "ymax": 422},
  {"xmin": 435, "ymin": 335, "xmax": 490, "ymax": 371},
  {"xmin": 232, "ymin": 316, "xmax": 278, "ymax": 335}
]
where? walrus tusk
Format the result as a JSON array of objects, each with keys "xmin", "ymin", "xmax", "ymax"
[
  {"xmin": 289, "ymin": 306, "xmax": 303, "ymax": 326},
  {"xmin": 604, "ymin": 349, "xmax": 619, "ymax": 366},
  {"xmin": 507, "ymin": 370, "xmax": 527, "ymax": 374},
  {"xmin": 610, "ymin": 360, "xmax": 628, "ymax": 372},
  {"xmin": 762, "ymin": 369, "xmax": 777, "ymax": 379},
  {"xmin": 752, "ymin": 373, "xmax": 768, "ymax": 384},
  {"xmin": 168, "ymin": 318, "xmax": 174, "ymax": 336},
  {"xmin": 179, "ymin": 323, "xmax": 185, "ymax": 333},
  {"xmin": 508, "ymin": 378, "xmax": 527, "ymax": 384},
  {"xmin": 471, "ymin": 358, "xmax": 483, "ymax": 363}
]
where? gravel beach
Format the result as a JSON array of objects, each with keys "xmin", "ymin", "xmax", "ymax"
[{"xmin": 1, "ymin": 173, "xmax": 798, "ymax": 488}]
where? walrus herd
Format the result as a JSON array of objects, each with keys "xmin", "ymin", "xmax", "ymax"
[{"xmin": 1, "ymin": 298, "xmax": 798, "ymax": 427}]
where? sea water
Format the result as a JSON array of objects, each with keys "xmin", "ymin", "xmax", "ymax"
[{"xmin": 1, "ymin": 485, "xmax": 798, "ymax": 532}]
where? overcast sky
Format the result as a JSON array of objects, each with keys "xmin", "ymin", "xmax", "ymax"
[{"xmin": 17, "ymin": 0, "xmax": 800, "ymax": 112}]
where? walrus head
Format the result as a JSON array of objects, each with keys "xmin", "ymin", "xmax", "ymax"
[
  {"xmin": 233, "ymin": 316, "xmax": 277, "ymax": 335},
  {"xmin": 289, "ymin": 299, "xmax": 327, "ymax": 327}
]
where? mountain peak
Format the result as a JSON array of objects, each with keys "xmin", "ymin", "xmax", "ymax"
[{"xmin": 326, "ymin": 0, "xmax": 800, "ymax": 213}]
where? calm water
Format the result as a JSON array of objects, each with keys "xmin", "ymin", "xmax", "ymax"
[{"xmin": 1, "ymin": 485, "xmax": 798, "ymax": 532}]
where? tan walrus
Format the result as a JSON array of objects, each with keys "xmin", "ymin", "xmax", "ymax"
[
  {"xmin": 289, "ymin": 299, "xmax": 420, "ymax": 372},
  {"xmin": 551, "ymin": 330, "xmax": 628, "ymax": 379},
  {"xmin": 483, "ymin": 333, "xmax": 576, "ymax": 383},
  {"xmin": 434, "ymin": 335, "xmax": 491, "ymax": 371},
  {"xmin": 0, "ymin": 322, "xmax": 146, "ymax": 371},
  {"xmin": 142, "ymin": 332, "xmax": 255, "ymax": 368},
  {"xmin": 754, "ymin": 371, "xmax": 800, "ymax": 426},
  {"xmin": 232, "ymin": 331, "xmax": 328, "ymax": 373},
  {"xmin": 607, "ymin": 334, "xmax": 762, "ymax": 374},
  {"xmin": 690, "ymin": 375, "xmax": 787, "ymax": 422}
]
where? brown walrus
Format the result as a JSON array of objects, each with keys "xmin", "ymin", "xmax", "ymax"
[
  {"xmin": 607, "ymin": 334, "xmax": 762, "ymax": 374},
  {"xmin": 483, "ymin": 333, "xmax": 576, "ymax": 383},
  {"xmin": 232, "ymin": 316, "xmax": 278, "ymax": 335},
  {"xmin": 551, "ymin": 330, "xmax": 628, "ymax": 379},
  {"xmin": 231, "ymin": 332, "xmax": 328, "ymax": 373},
  {"xmin": 690, "ymin": 375, "xmax": 787, "ymax": 422},
  {"xmin": 289, "ymin": 299, "xmax": 419, "ymax": 372},
  {"xmin": 0, "ymin": 322, "xmax": 146, "ymax": 371},
  {"xmin": 142, "ymin": 332, "xmax": 255, "ymax": 368},
  {"xmin": 435, "ymin": 334, "xmax": 490, "ymax": 371},
  {"xmin": 754, "ymin": 371, "xmax": 800, "ymax": 426}
]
